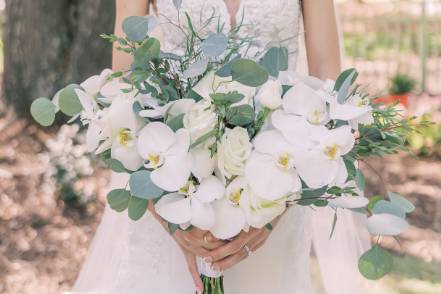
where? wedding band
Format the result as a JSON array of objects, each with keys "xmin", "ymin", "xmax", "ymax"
[
  {"xmin": 243, "ymin": 244, "xmax": 252, "ymax": 257},
  {"xmin": 203, "ymin": 234, "xmax": 209, "ymax": 244}
]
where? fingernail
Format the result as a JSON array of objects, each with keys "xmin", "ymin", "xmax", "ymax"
[{"xmin": 204, "ymin": 256, "xmax": 212, "ymax": 263}]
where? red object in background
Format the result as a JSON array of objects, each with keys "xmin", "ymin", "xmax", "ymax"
[{"xmin": 374, "ymin": 94, "xmax": 409, "ymax": 108}]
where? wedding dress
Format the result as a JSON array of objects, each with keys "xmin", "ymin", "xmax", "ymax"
[{"xmin": 71, "ymin": 1, "xmax": 371, "ymax": 293}]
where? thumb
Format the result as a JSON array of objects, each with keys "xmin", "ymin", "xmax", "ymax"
[{"xmin": 184, "ymin": 253, "xmax": 204, "ymax": 294}]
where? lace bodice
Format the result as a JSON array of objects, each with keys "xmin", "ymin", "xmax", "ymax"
[{"xmin": 156, "ymin": 0, "xmax": 302, "ymax": 69}]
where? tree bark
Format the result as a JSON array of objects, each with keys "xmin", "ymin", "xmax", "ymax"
[{"xmin": 3, "ymin": 0, "xmax": 115, "ymax": 118}]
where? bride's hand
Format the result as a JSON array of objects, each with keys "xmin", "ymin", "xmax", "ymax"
[{"xmin": 202, "ymin": 216, "xmax": 282, "ymax": 272}]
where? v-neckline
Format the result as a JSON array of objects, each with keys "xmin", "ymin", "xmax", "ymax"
[{"xmin": 222, "ymin": 0, "xmax": 243, "ymax": 27}]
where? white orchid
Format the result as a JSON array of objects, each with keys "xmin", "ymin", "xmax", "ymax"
[
  {"xmin": 137, "ymin": 122, "xmax": 192, "ymax": 191},
  {"xmin": 293, "ymin": 125, "xmax": 355, "ymax": 189},
  {"xmin": 245, "ymin": 130, "xmax": 302, "ymax": 201},
  {"xmin": 256, "ymin": 79, "xmax": 283, "ymax": 110},
  {"xmin": 139, "ymin": 97, "xmax": 195, "ymax": 119},
  {"xmin": 155, "ymin": 176, "xmax": 225, "ymax": 230},
  {"xmin": 217, "ymin": 127, "xmax": 252, "ymax": 180},
  {"xmin": 81, "ymin": 68, "xmax": 114, "ymax": 98},
  {"xmin": 282, "ymin": 81, "xmax": 329, "ymax": 125}
]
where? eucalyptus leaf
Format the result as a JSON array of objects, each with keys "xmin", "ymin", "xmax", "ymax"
[
  {"xmin": 259, "ymin": 47, "xmax": 289, "ymax": 77},
  {"xmin": 59, "ymin": 84, "xmax": 83, "ymax": 116},
  {"xmin": 190, "ymin": 130, "xmax": 217, "ymax": 149},
  {"xmin": 167, "ymin": 114, "xmax": 185, "ymax": 131},
  {"xmin": 231, "ymin": 59, "xmax": 269, "ymax": 87},
  {"xmin": 133, "ymin": 38, "xmax": 161, "ymax": 69},
  {"xmin": 389, "ymin": 192, "xmax": 415, "ymax": 213},
  {"xmin": 372, "ymin": 200, "xmax": 406, "ymax": 219},
  {"xmin": 343, "ymin": 157, "xmax": 356, "ymax": 181},
  {"xmin": 128, "ymin": 196, "xmax": 148, "ymax": 221},
  {"xmin": 107, "ymin": 189, "xmax": 130, "ymax": 212},
  {"xmin": 122, "ymin": 16, "xmax": 150, "ymax": 42},
  {"xmin": 30, "ymin": 98, "xmax": 56, "ymax": 126},
  {"xmin": 355, "ymin": 169, "xmax": 366, "ymax": 190},
  {"xmin": 226, "ymin": 104, "xmax": 255, "ymax": 126},
  {"xmin": 334, "ymin": 68, "xmax": 358, "ymax": 92},
  {"xmin": 216, "ymin": 56, "xmax": 239, "ymax": 77},
  {"xmin": 358, "ymin": 245, "xmax": 393, "ymax": 280},
  {"xmin": 173, "ymin": 0, "xmax": 182, "ymax": 10},
  {"xmin": 201, "ymin": 33, "xmax": 228, "ymax": 57},
  {"xmin": 104, "ymin": 158, "xmax": 127, "ymax": 173},
  {"xmin": 129, "ymin": 170, "xmax": 164, "ymax": 199},
  {"xmin": 337, "ymin": 69, "xmax": 357, "ymax": 104},
  {"xmin": 210, "ymin": 91, "xmax": 244, "ymax": 105},
  {"xmin": 183, "ymin": 58, "xmax": 208, "ymax": 79}
]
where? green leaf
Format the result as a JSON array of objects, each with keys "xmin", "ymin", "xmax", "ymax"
[
  {"xmin": 226, "ymin": 105, "xmax": 255, "ymax": 126},
  {"xmin": 355, "ymin": 169, "xmax": 366, "ymax": 190},
  {"xmin": 216, "ymin": 56, "xmax": 239, "ymax": 77},
  {"xmin": 231, "ymin": 59, "xmax": 269, "ymax": 87},
  {"xmin": 264, "ymin": 223, "xmax": 273, "ymax": 231},
  {"xmin": 329, "ymin": 211, "xmax": 338, "ymax": 239},
  {"xmin": 302, "ymin": 186, "xmax": 328, "ymax": 198},
  {"xmin": 372, "ymin": 200, "xmax": 406, "ymax": 219},
  {"xmin": 343, "ymin": 157, "xmax": 357, "ymax": 181},
  {"xmin": 168, "ymin": 222, "xmax": 180, "ymax": 235},
  {"xmin": 190, "ymin": 130, "xmax": 217, "ymax": 149},
  {"xmin": 336, "ymin": 69, "xmax": 358, "ymax": 104},
  {"xmin": 367, "ymin": 195, "xmax": 383, "ymax": 211},
  {"xmin": 133, "ymin": 38, "xmax": 161, "ymax": 69},
  {"xmin": 172, "ymin": 0, "xmax": 182, "ymax": 10},
  {"xmin": 167, "ymin": 114, "xmax": 185, "ymax": 132},
  {"xmin": 334, "ymin": 68, "xmax": 358, "ymax": 92},
  {"xmin": 122, "ymin": 16, "xmax": 150, "ymax": 42},
  {"xmin": 259, "ymin": 47, "xmax": 289, "ymax": 77},
  {"xmin": 129, "ymin": 170, "xmax": 164, "ymax": 199},
  {"xmin": 128, "ymin": 196, "xmax": 148, "ymax": 221},
  {"xmin": 201, "ymin": 33, "xmax": 228, "ymax": 57},
  {"xmin": 59, "ymin": 84, "xmax": 83, "ymax": 116},
  {"xmin": 107, "ymin": 189, "xmax": 130, "ymax": 212},
  {"xmin": 30, "ymin": 98, "xmax": 56, "ymax": 126},
  {"xmin": 358, "ymin": 245, "xmax": 393, "ymax": 280},
  {"xmin": 210, "ymin": 91, "xmax": 244, "ymax": 105},
  {"xmin": 388, "ymin": 192, "xmax": 415, "ymax": 213},
  {"xmin": 104, "ymin": 158, "xmax": 127, "ymax": 173},
  {"xmin": 314, "ymin": 199, "xmax": 328, "ymax": 207}
]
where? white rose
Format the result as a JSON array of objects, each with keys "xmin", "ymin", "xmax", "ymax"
[
  {"xmin": 256, "ymin": 79, "xmax": 283, "ymax": 109},
  {"xmin": 183, "ymin": 99, "xmax": 217, "ymax": 143},
  {"xmin": 192, "ymin": 71, "xmax": 231, "ymax": 100},
  {"xmin": 217, "ymin": 127, "xmax": 252, "ymax": 179}
]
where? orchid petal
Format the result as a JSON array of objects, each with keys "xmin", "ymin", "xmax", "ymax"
[
  {"xmin": 330, "ymin": 103, "xmax": 371, "ymax": 121},
  {"xmin": 151, "ymin": 153, "xmax": 192, "ymax": 192},
  {"xmin": 194, "ymin": 176, "xmax": 225, "ymax": 203},
  {"xmin": 190, "ymin": 147, "xmax": 216, "ymax": 180},
  {"xmin": 111, "ymin": 141, "xmax": 143, "ymax": 171},
  {"xmin": 294, "ymin": 149, "xmax": 338, "ymax": 189},
  {"xmin": 321, "ymin": 125, "xmax": 355, "ymax": 155},
  {"xmin": 81, "ymin": 75, "xmax": 102, "ymax": 96},
  {"xmin": 190, "ymin": 198, "xmax": 215, "ymax": 230},
  {"xmin": 211, "ymin": 198, "xmax": 246, "ymax": 239},
  {"xmin": 137, "ymin": 122, "xmax": 176, "ymax": 159},
  {"xmin": 86, "ymin": 121, "xmax": 102, "ymax": 152},
  {"xmin": 329, "ymin": 196, "xmax": 369, "ymax": 209},
  {"xmin": 155, "ymin": 193, "xmax": 192, "ymax": 225},
  {"xmin": 166, "ymin": 128, "xmax": 190, "ymax": 155}
]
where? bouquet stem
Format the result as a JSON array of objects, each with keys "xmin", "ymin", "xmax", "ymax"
[{"xmin": 200, "ymin": 275, "xmax": 224, "ymax": 294}]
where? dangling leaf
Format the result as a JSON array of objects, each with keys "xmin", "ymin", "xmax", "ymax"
[
  {"xmin": 129, "ymin": 170, "xmax": 164, "ymax": 199},
  {"xmin": 388, "ymin": 192, "xmax": 415, "ymax": 213},
  {"xmin": 201, "ymin": 33, "xmax": 228, "ymax": 57},
  {"xmin": 336, "ymin": 69, "xmax": 358, "ymax": 104},
  {"xmin": 183, "ymin": 58, "xmax": 208, "ymax": 79},
  {"xmin": 259, "ymin": 47, "xmax": 289, "ymax": 77},
  {"xmin": 30, "ymin": 98, "xmax": 56, "ymax": 126},
  {"xmin": 372, "ymin": 200, "xmax": 406, "ymax": 219},
  {"xmin": 128, "ymin": 196, "xmax": 148, "ymax": 221},
  {"xmin": 231, "ymin": 59, "xmax": 269, "ymax": 87},
  {"xmin": 358, "ymin": 245, "xmax": 393, "ymax": 280},
  {"xmin": 210, "ymin": 91, "xmax": 244, "ymax": 105},
  {"xmin": 334, "ymin": 68, "xmax": 358, "ymax": 92},
  {"xmin": 173, "ymin": 0, "xmax": 182, "ymax": 10},
  {"xmin": 355, "ymin": 169, "xmax": 366, "ymax": 190},
  {"xmin": 104, "ymin": 158, "xmax": 127, "ymax": 173},
  {"xmin": 133, "ymin": 37, "xmax": 161, "ymax": 69},
  {"xmin": 122, "ymin": 16, "xmax": 150, "ymax": 42},
  {"xmin": 107, "ymin": 189, "xmax": 131, "ymax": 212},
  {"xmin": 59, "ymin": 84, "xmax": 83, "ymax": 116}
]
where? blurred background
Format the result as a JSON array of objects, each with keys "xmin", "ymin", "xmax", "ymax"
[{"xmin": 0, "ymin": 0, "xmax": 440, "ymax": 293}]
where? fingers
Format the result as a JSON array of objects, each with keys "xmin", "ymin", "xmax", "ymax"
[
  {"xmin": 203, "ymin": 231, "xmax": 250, "ymax": 263},
  {"xmin": 211, "ymin": 247, "xmax": 248, "ymax": 271},
  {"xmin": 184, "ymin": 253, "xmax": 204, "ymax": 294},
  {"xmin": 202, "ymin": 232, "xmax": 227, "ymax": 250}
]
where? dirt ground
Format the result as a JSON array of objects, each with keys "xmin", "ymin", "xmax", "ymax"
[{"xmin": 0, "ymin": 109, "xmax": 440, "ymax": 294}]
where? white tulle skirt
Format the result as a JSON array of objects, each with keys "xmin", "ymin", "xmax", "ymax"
[{"xmin": 70, "ymin": 173, "xmax": 372, "ymax": 294}]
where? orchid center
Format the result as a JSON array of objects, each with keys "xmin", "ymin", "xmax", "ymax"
[
  {"xmin": 323, "ymin": 144, "xmax": 340, "ymax": 160},
  {"xmin": 179, "ymin": 181, "xmax": 196, "ymax": 198},
  {"xmin": 277, "ymin": 152, "xmax": 295, "ymax": 170},
  {"xmin": 355, "ymin": 96, "xmax": 369, "ymax": 107},
  {"xmin": 116, "ymin": 128, "xmax": 135, "ymax": 148},
  {"xmin": 146, "ymin": 153, "xmax": 165, "ymax": 169},
  {"xmin": 310, "ymin": 109, "xmax": 325, "ymax": 125},
  {"xmin": 228, "ymin": 188, "xmax": 243, "ymax": 207}
]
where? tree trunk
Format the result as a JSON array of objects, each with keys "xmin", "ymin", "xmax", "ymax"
[{"xmin": 3, "ymin": 0, "xmax": 115, "ymax": 118}]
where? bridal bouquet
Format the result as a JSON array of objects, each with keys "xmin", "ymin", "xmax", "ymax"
[{"xmin": 31, "ymin": 6, "xmax": 420, "ymax": 294}]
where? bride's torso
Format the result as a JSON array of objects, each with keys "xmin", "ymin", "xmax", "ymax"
[{"xmin": 155, "ymin": 0, "xmax": 302, "ymax": 69}]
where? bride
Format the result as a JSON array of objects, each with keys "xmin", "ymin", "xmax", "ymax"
[{"xmin": 71, "ymin": 0, "xmax": 370, "ymax": 293}]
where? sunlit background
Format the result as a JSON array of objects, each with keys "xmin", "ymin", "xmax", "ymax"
[{"xmin": 0, "ymin": 0, "xmax": 440, "ymax": 293}]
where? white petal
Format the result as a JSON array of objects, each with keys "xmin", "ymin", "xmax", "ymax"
[
  {"xmin": 333, "ymin": 158, "xmax": 348, "ymax": 185},
  {"xmin": 168, "ymin": 99, "xmax": 196, "ymax": 117},
  {"xmin": 192, "ymin": 71, "xmax": 231, "ymax": 100},
  {"xmin": 225, "ymin": 177, "xmax": 248, "ymax": 197},
  {"xmin": 366, "ymin": 214, "xmax": 409, "ymax": 236},
  {"xmin": 86, "ymin": 121, "xmax": 102, "ymax": 152},
  {"xmin": 75, "ymin": 89, "xmax": 96, "ymax": 118},
  {"xmin": 190, "ymin": 198, "xmax": 215, "ymax": 230},
  {"xmin": 211, "ymin": 198, "xmax": 246, "ymax": 240},
  {"xmin": 330, "ymin": 103, "xmax": 371, "ymax": 121},
  {"xmin": 253, "ymin": 130, "xmax": 294, "ymax": 158},
  {"xmin": 194, "ymin": 176, "xmax": 225, "ymax": 203},
  {"xmin": 190, "ymin": 147, "xmax": 216, "ymax": 180},
  {"xmin": 151, "ymin": 154, "xmax": 192, "ymax": 192},
  {"xmin": 328, "ymin": 196, "xmax": 369, "ymax": 209},
  {"xmin": 139, "ymin": 109, "xmax": 166, "ymax": 119},
  {"xmin": 95, "ymin": 138, "xmax": 112, "ymax": 154},
  {"xmin": 155, "ymin": 193, "xmax": 192, "ymax": 224},
  {"xmin": 111, "ymin": 141, "xmax": 143, "ymax": 171},
  {"xmin": 166, "ymin": 128, "xmax": 190, "ymax": 155},
  {"xmin": 321, "ymin": 125, "xmax": 355, "ymax": 155},
  {"xmin": 294, "ymin": 149, "xmax": 338, "ymax": 189},
  {"xmin": 137, "ymin": 122, "xmax": 176, "ymax": 159},
  {"xmin": 81, "ymin": 75, "xmax": 102, "ymax": 96},
  {"xmin": 107, "ymin": 98, "xmax": 141, "ymax": 131},
  {"xmin": 245, "ymin": 152, "xmax": 301, "ymax": 201}
]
